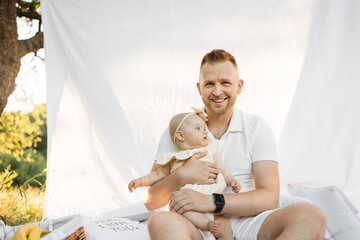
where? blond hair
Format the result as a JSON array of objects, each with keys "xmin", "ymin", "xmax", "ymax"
[
  {"xmin": 168, "ymin": 112, "xmax": 190, "ymax": 142},
  {"xmin": 200, "ymin": 49, "xmax": 238, "ymax": 69}
]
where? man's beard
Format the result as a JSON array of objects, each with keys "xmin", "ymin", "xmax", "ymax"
[{"xmin": 204, "ymin": 98, "xmax": 235, "ymax": 116}]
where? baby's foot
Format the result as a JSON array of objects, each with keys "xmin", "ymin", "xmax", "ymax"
[{"xmin": 208, "ymin": 220, "xmax": 221, "ymax": 238}]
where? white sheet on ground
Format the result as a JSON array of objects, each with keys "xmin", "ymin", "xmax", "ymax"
[{"xmin": 41, "ymin": 0, "xmax": 360, "ymax": 218}]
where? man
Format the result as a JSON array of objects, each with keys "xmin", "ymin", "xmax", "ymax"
[{"xmin": 145, "ymin": 49, "xmax": 327, "ymax": 240}]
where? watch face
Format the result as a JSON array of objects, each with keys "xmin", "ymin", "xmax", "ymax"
[
  {"xmin": 214, "ymin": 194, "xmax": 225, "ymax": 205},
  {"xmin": 213, "ymin": 193, "xmax": 225, "ymax": 213}
]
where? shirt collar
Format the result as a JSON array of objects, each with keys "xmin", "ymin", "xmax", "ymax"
[
  {"xmin": 227, "ymin": 107, "xmax": 244, "ymax": 133},
  {"xmin": 203, "ymin": 107, "xmax": 244, "ymax": 134}
]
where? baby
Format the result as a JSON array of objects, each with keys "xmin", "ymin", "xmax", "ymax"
[{"xmin": 128, "ymin": 108, "xmax": 240, "ymax": 239}]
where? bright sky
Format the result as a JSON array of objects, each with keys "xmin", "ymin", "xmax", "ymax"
[{"xmin": 4, "ymin": 17, "xmax": 46, "ymax": 113}]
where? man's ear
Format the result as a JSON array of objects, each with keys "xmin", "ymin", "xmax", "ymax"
[
  {"xmin": 237, "ymin": 79, "xmax": 244, "ymax": 94},
  {"xmin": 175, "ymin": 131, "xmax": 185, "ymax": 141},
  {"xmin": 197, "ymin": 82, "xmax": 201, "ymax": 95}
]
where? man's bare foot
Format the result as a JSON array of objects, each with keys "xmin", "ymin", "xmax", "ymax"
[{"xmin": 208, "ymin": 220, "xmax": 221, "ymax": 237}]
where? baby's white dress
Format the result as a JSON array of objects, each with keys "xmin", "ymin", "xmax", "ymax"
[{"xmin": 157, "ymin": 139, "xmax": 227, "ymax": 220}]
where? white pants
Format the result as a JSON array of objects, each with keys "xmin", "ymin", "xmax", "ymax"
[{"xmin": 199, "ymin": 194, "xmax": 316, "ymax": 240}]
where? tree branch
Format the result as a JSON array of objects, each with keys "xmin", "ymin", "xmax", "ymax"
[
  {"xmin": 16, "ymin": 0, "xmax": 41, "ymax": 21},
  {"xmin": 18, "ymin": 31, "xmax": 43, "ymax": 58},
  {"xmin": 16, "ymin": 8, "xmax": 41, "ymax": 21},
  {"xmin": 17, "ymin": 0, "xmax": 35, "ymax": 9}
]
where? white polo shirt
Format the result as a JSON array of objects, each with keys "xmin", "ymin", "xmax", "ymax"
[{"xmin": 154, "ymin": 107, "xmax": 277, "ymax": 193}]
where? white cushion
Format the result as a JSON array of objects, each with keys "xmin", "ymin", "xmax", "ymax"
[
  {"xmin": 97, "ymin": 201, "xmax": 153, "ymax": 221},
  {"xmin": 85, "ymin": 217, "xmax": 149, "ymax": 240},
  {"xmin": 288, "ymin": 185, "xmax": 360, "ymax": 240},
  {"xmin": 84, "ymin": 202, "xmax": 152, "ymax": 240}
]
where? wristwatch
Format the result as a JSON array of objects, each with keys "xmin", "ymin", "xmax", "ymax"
[{"xmin": 212, "ymin": 193, "xmax": 225, "ymax": 213}]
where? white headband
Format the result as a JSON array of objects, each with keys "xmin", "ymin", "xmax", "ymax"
[{"xmin": 173, "ymin": 107, "xmax": 208, "ymax": 142}]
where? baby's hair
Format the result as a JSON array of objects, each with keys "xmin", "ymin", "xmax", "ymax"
[{"xmin": 169, "ymin": 112, "xmax": 191, "ymax": 143}]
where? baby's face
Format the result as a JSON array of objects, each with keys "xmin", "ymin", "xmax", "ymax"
[{"xmin": 181, "ymin": 115, "xmax": 209, "ymax": 148}]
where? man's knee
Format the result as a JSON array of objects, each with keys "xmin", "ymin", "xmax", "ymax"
[
  {"xmin": 148, "ymin": 212, "xmax": 178, "ymax": 239},
  {"xmin": 148, "ymin": 211, "xmax": 169, "ymax": 232},
  {"xmin": 292, "ymin": 203, "xmax": 327, "ymax": 226},
  {"xmin": 147, "ymin": 211, "xmax": 203, "ymax": 240},
  {"xmin": 287, "ymin": 203, "xmax": 327, "ymax": 237},
  {"xmin": 259, "ymin": 203, "xmax": 327, "ymax": 240}
]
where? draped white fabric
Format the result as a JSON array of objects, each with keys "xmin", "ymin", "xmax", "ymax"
[
  {"xmin": 279, "ymin": 0, "xmax": 360, "ymax": 209},
  {"xmin": 42, "ymin": 0, "xmax": 360, "ymax": 218}
]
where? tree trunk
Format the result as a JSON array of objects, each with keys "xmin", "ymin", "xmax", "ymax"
[{"xmin": 0, "ymin": 0, "xmax": 21, "ymax": 114}]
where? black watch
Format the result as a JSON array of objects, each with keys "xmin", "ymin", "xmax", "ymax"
[{"xmin": 212, "ymin": 193, "xmax": 225, "ymax": 213}]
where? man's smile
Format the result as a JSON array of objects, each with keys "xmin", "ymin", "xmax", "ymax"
[{"xmin": 211, "ymin": 98, "xmax": 226, "ymax": 103}]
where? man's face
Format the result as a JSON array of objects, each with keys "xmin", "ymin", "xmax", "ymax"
[{"xmin": 197, "ymin": 61, "xmax": 243, "ymax": 116}]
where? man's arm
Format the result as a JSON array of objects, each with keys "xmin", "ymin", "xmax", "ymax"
[
  {"xmin": 169, "ymin": 160, "xmax": 279, "ymax": 217},
  {"xmin": 220, "ymin": 160, "xmax": 279, "ymax": 216},
  {"xmin": 128, "ymin": 164, "xmax": 171, "ymax": 192},
  {"xmin": 144, "ymin": 161, "xmax": 187, "ymax": 210},
  {"xmin": 144, "ymin": 152, "xmax": 219, "ymax": 211}
]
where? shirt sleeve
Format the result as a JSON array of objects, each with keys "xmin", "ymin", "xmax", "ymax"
[
  {"xmin": 154, "ymin": 127, "xmax": 177, "ymax": 162},
  {"xmin": 250, "ymin": 118, "xmax": 278, "ymax": 162}
]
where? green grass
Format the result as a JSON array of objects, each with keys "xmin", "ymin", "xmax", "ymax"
[{"xmin": 0, "ymin": 186, "xmax": 44, "ymax": 226}]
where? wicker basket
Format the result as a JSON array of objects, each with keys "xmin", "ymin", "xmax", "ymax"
[{"xmin": 64, "ymin": 226, "xmax": 86, "ymax": 240}]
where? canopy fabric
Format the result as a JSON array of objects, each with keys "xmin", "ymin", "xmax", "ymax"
[{"xmin": 41, "ymin": 0, "xmax": 360, "ymax": 218}]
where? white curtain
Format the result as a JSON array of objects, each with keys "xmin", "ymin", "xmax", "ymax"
[
  {"xmin": 279, "ymin": 0, "xmax": 360, "ymax": 208},
  {"xmin": 42, "ymin": 0, "xmax": 360, "ymax": 218}
]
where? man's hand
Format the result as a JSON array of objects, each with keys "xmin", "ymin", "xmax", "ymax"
[
  {"xmin": 177, "ymin": 151, "xmax": 219, "ymax": 185},
  {"xmin": 169, "ymin": 189, "xmax": 215, "ymax": 215}
]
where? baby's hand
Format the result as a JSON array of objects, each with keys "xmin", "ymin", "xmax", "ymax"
[
  {"xmin": 229, "ymin": 179, "xmax": 241, "ymax": 193},
  {"xmin": 128, "ymin": 179, "xmax": 139, "ymax": 193}
]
